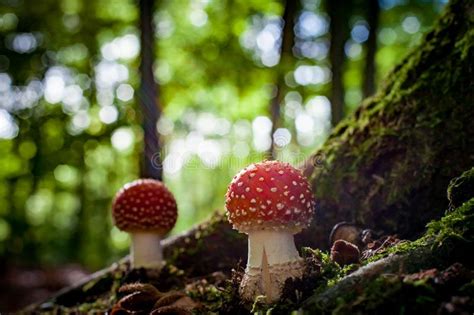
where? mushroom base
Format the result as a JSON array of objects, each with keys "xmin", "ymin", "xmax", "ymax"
[{"xmin": 239, "ymin": 258, "xmax": 305, "ymax": 303}]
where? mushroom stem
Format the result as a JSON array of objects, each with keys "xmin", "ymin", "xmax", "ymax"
[
  {"xmin": 130, "ymin": 232, "xmax": 163, "ymax": 269},
  {"xmin": 242, "ymin": 230, "xmax": 304, "ymax": 302},
  {"xmin": 247, "ymin": 230, "xmax": 301, "ymax": 268}
]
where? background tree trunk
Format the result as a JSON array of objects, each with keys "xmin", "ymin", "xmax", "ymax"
[
  {"xmin": 363, "ymin": 0, "xmax": 379, "ymax": 98},
  {"xmin": 327, "ymin": 0, "xmax": 352, "ymax": 125},
  {"xmin": 269, "ymin": 0, "xmax": 298, "ymax": 159},
  {"xmin": 139, "ymin": 0, "xmax": 162, "ymax": 180},
  {"xmin": 28, "ymin": 0, "xmax": 474, "ymax": 311}
]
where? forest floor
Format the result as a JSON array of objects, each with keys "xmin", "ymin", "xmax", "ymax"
[
  {"xmin": 22, "ymin": 167, "xmax": 474, "ymax": 314},
  {"xmin": 0, "ymin": 264, "xmax": 89, "ymax": 312}
]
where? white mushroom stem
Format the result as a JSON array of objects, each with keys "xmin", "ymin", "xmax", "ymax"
[
  {"xmin": 130, "ymin": 232, "xmax": 163, "ymax": 269},
  {"xmin": 242, "ymin": 230, "xmax": 305, "ymax": 302},
  {"xmin": 247, "ymin": 230, "xmax": 301, "ymax": 269}
]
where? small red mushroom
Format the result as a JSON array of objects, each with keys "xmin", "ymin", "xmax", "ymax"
[
  {"xmin": 225, "ymin": 160, "xmax": 315, "ymax": 303},
  {"xmin": 112, "ymin": 179, "xmax": 178, "ymax": 269}
]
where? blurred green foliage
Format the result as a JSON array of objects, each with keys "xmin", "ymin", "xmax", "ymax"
[{"xmin": 0, "ymin": 0, "xmax": 444, "ymax": 269}]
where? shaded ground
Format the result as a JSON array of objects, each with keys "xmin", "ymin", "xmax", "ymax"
[{"xmin": 0, "ymin": 264, "xmax": 89, "ymax": 312}]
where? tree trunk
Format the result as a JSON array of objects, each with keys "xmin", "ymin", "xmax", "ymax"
[
  {"xmin": 327, "ymin": 0, "xmax": 352, "ymax": 125},
  {"xmin": 363, "ymin": 0, "xmax": 379, "ymax": 98},
  {"xmin": 27, "ymin": 0, "xmax": 474, "ymax": 311},
  {"xmin": 139, "ymin": 0, "xmax": 162, "ymax": 180},
  {"xmin": 269, "ymin": 0, "xmax": 298, "ymax": 159},
  {"xmin": 299, "ymin": 0, "xmax": 473, "ymax": 250}
]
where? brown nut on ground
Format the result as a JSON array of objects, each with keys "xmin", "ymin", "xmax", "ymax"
[
  {"xmin": 330, "ymin": 239, "xmax": 360, "ymax": 266},
  {"xmin": 329, "ymin": 222, "xmax": 361, "ymax": 247}
]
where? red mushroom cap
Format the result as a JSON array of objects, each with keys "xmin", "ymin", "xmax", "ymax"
[
  {"xmin": 112, "ymin": 179, "xmax": 177, "ymax": 235},
  {"xmin": 225, "ymin": 160, "xmax": 315, "ymax": 233}
]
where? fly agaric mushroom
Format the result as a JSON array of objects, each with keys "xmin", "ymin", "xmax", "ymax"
[
  {"xmin": 225, "ymin": 160, "xmax": 315, "ymax": 303},
  {"xmin": 112, "ymin": 179, "xmax": 177, "ymax": 269}
]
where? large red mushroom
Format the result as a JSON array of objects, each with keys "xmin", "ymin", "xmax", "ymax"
[
  {"xmin": 112, "ymin": 179, "xmax": 177, "ymax": 269},
  {"xmin": 225, "ymin": 160, "xmax": 315, "ymax": 303}
]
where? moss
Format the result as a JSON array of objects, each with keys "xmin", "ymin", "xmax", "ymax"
[
  {"xmin": 364, "ymin": 167, "xmax": 474, "ymax": 265},
  {"xmin": 319, "ymin": 262, "xmax": 474, "ymax": 315},
  {"xmin": 447, "ymin": 167, "xmax": 474, "ymax": 209},
  {"xmin": 187, "ymin": 270, "xmax": 248, "ymax": 314},
  {"xmin": 300, "ymin": 191, "xmax": 474, "ymax": 314},
  {"xmin": 365, "ymin": 196, "xmax": 474, "ymax": 265},
  {"xmin": 425, "ymin": 198, "xmax": 474, "ymax": 249}
]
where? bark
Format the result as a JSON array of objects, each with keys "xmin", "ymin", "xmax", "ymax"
[
  {"xmin": 327, "ymin": 0, "xmax": 352, "ymax": 125},
  {"xmin": 27, "ymin": 0, "xmax": 474, "ymax": 311},
  {"xmin": 363, "ymin": 0, "xmax": 379, "ymax": 98}
]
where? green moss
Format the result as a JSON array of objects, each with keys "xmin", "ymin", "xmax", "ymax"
[
  {"xmin": 299, "ymin": 191, "xmax": 474, "ymax": 314},
  {"xmin": 365, "ymin": 196, "xmax": 474, "ymax": 264},
  {"xmin": 447, "ymin": 167, "xmax": 474, "ymax": 209},
  {"xmin": 425, "ymin": 197, "xmax": 474, "ymax": 246},
  {"xmin": 314, "ymin": 261, "xmax": 474, "ymax": 315}
]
